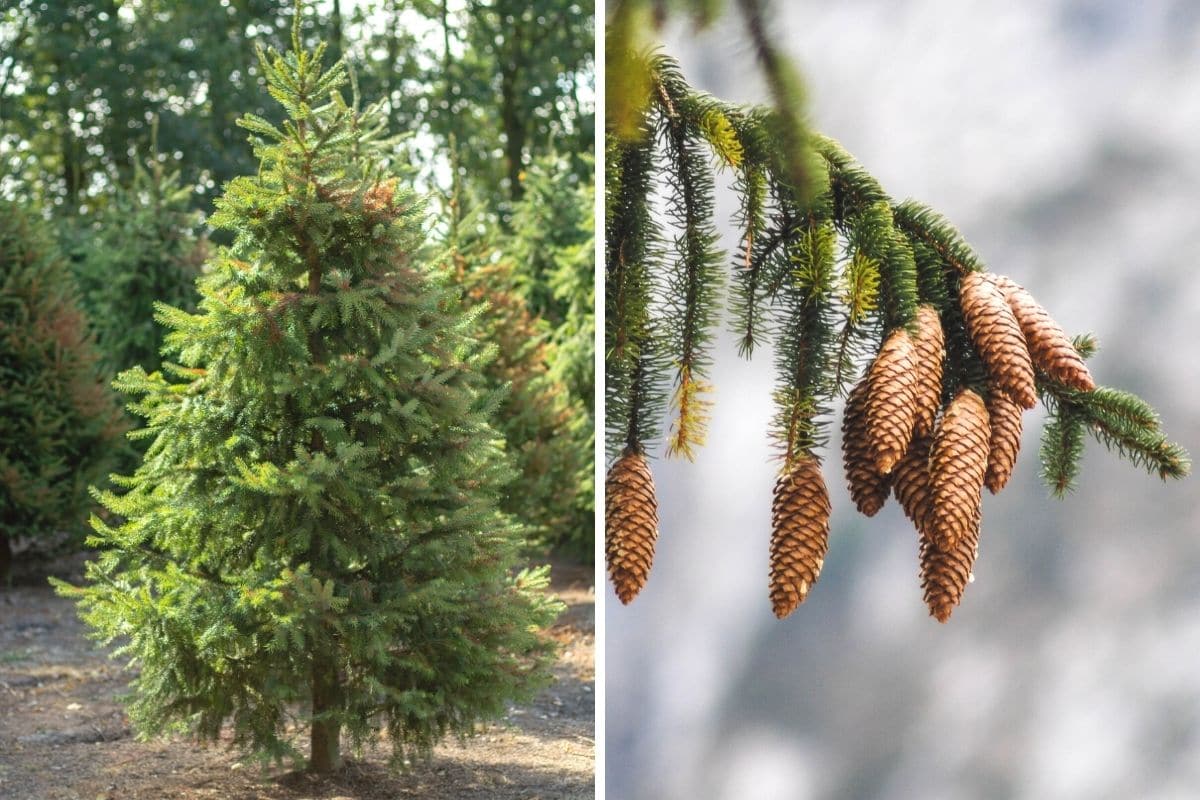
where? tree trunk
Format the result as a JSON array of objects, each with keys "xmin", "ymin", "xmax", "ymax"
[
  {"xmin": 0, "ymin": 531, "xmax": 11, "ymax": 586},
  {"xmin": 441, "ymin": 0, "xmax": 463, "ymax": 234},
  {"xmin": 499, "ymin": 64, "xmax": 526, "ymax": 205},
  {"xmin": 309, "ymin": 649, "xmax": 342, "ymax": 772},
  {"xmin": 497, "ymin": 8, "xmax": 530, "ymax": 210},
  {"xmin": 328, "ymin": 0, "xmax": 344, "ymax": 65}
]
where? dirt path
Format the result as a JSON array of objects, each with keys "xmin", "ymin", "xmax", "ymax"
[{"xmin": 0, "ymin": 556, "xmax": 594, "ymax": 800}]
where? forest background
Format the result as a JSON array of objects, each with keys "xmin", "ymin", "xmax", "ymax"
[{"xmin": 0, "ymin": 0, "xmax": 595, "ymax": 562}]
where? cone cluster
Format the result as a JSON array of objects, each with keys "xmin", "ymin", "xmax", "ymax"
[
  {"xmin": 768, "ymin": 458, "xmax": 831, "ymax": 619},
  {"xmin": 605, "ymin": 272, "xmax": 1098, "ymax": 625},
  {"xmin": 604, "ymin": 451, "xmax": 659, "ymax": 605},
  {"xmin": 846, "ymin": 271, "xmax": 1095, "ymax": 622}
]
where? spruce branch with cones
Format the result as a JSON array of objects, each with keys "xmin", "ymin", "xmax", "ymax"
[{"xmin": 605, "ymin": 50, "xmax": 1190, "ymax": 620}]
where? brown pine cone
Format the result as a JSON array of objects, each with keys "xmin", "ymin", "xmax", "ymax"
[
  {"xmin": 991, "ymin": 274, "xmax": 1096, "ymax": 392},
  {"xmin": 959, "ymin": 272, "xmax": 1037, "ymax": 409},
  {"xmin": 866, "ymin": 328, "xmax": 919, "ymax": 474},
  {"xmin": 842, "ymin": 379, "xmax": 890, "ymax": 516},
  {"xmin": 769, "ymin": 458, "xmax": 832, "ymax": 619},
  {"xmin": 928, "ymin": 389, "xmax": 990, "ymax": 552},
  {"xmin": 912, "ymin": 305, "xmax": 945, "ymax": 436},
  {"xmin": 605, "ymin": 451, "xmax": 660, "ymax": 605},
  {"xmin": 985, "ymin": 389, "xmax": 1024, "ymax": 494},
  {"xmin": 920, "ymin": 507, "xmax": 981, "ymax": 623},
  {"xmin": 891, "ymin": 432, "xmax": 935, "ymax": 532}
]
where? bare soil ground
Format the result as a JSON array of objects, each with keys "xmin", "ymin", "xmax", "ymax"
[{"xmin": 0, "ymin": 552, "xmax": 594, "ymax": 800}]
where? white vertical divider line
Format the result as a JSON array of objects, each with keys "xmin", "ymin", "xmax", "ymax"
[{"xmin": 593, "ymin": 1, "xmax": 607, "ymax": 797}]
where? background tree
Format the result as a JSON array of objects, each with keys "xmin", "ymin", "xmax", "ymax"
[
  {"xmin": 1, "ymin": 0, "xmax": 594, "ymax": 563},
  {"xmin": 504, "ymin": 153, "xmax": 596, "ymax": 552},
  {"xmin": 0, "ymin": 0, "xmax": 291, "ymax": 210},
  {"xmin": 349, "ymin": 0, "xmax": 596, "ymax": 555},
  {"xmin": 348, "ymin": 0, "xmax": 594, "ymax": 227},
  {"xmin": 56, "ymin": 36, "xmax": 560, "ymax": 772},
  {"xmin": 1, "ymin": 0, "xmax": 594, "ymax": 220},
  {"xmin": 0, "ymin": 201, "xmax": 124, "ymax": 581},
  {"xmin": 451, "ymin": 167, "xmax": 595, "ymax": 556},
  {"xmin": 64, "ymin": 157, "xmax": 206, "ymax": 377}
]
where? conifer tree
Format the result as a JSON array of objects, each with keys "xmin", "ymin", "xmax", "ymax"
[
  {"xmin": 55, "ymin": 29, "xmax": 560, "ymax": 772},
  {"xmin": 0, "ymin": 201, "xmax": 124, "ymax": 581},
  {"xmin": 432, "ymin": 153, "xmax": 593, "ymax": 561},
  {"xmin": 500, "ymin": 154, "xmax": 596, "ymax": 557},
  {"xmin": 516, "ymin": 153, "xmax": 596, "ymax": 448},
  {"xmin": 447, "ymin": 235, "xmax": 590, "ymax": 559},
  {"xmin": 66, "ymin": 158, "xmax": 205, "ymax": 377},
  {"xmin": 604, "ymin": 41, "xmax": 1189, "ymax": 621}
]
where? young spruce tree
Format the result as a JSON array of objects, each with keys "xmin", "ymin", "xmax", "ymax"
[
  {"xmin": 0, "ymin": 202, "xmax": 124, "ymax": 581},
  {"xmin": 56, "ymin": 32, "xmax": 560, "ymax": 772}
]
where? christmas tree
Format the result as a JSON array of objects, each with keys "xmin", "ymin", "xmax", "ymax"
[
  {"xmin": 604, "ymin": 16, "xmax": 1189, "ymax": 620},
  {"xmin": 55, "ymin": 29, "xmax": 560, "ymax": 772},
  {"xmin": 0, "ymin": 201, "xmax": 124, "ymax": 581}
]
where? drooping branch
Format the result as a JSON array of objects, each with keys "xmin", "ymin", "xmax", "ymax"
[{"xmin": 604, "ymin": 46, "xmax": 1189, "ymax": 619}]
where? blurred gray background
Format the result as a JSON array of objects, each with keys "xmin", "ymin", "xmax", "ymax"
[{"xmin": 605, "ymin": 1, "xmax": 1200, "ymax": 798}]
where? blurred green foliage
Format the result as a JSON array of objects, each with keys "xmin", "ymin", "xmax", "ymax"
[
  {"xmin": 62, "ymin": 159, "xmax": 205, "ymax": 377},
  {"xmin": 449, "ymin": 154, "xmax": 595, "ymax": 559},
  {"xmin": 0, "ymin": 0, "xmax": 595, "ymax": 563},
  {"xmin": 0, "ymin": 202, "xmax": 125, "ymax": 581}
]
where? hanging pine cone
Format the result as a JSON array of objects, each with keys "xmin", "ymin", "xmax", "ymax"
[
  {"xmin": 959, "ymin": 272, "xmax": 1037, "ymax": 409},
  {"xmin": 991, "ymin": 273, "xmax": 1096, "ymax": 392},
  {"xmin": 866, "ymin": 328, "xmax": 919, "ymax": 474},
  {"xmin": 928, "ymin": 389, "xmax": 989, "ymax": 552},
  {"xmin": 605, "ymin": 451, "xmax": 660, "ymax": 605},
  {"xmin": 920, "ymin": 507, "xmax": 981, "ymax": 623},
  {"xmin": 985, "ymin": 389, "xmax": 1024, "ymax": 494},
  {"xmin": 769, "ymin": 457, "xmax": 831, "ymax": 619},
  {"xmin": 842, "ymin": 379, "xmax": 890, "ymax": 516},
  {"xmin": 912, "ymin": 305, "xmax": 945, "ymax": 436},
  {"xmin": 891, "ymin": 432, "xmax": 935, "ymax": 532}
]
